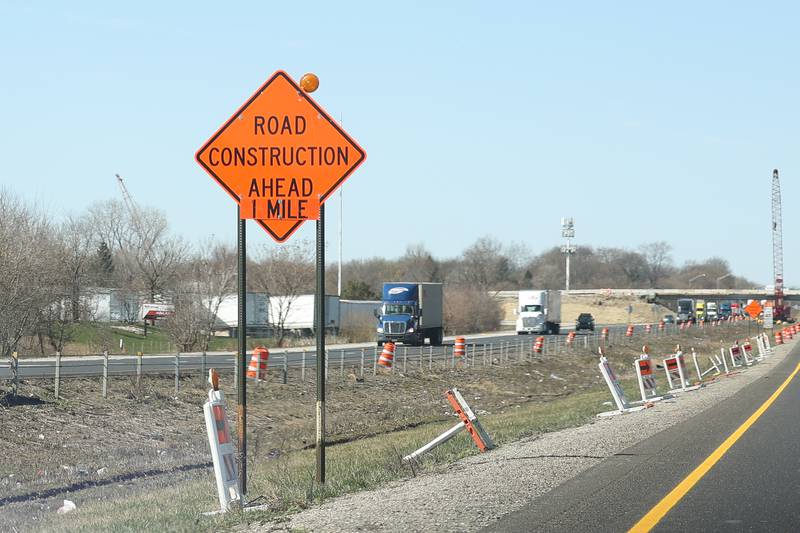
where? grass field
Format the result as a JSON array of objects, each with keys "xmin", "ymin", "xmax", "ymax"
[{"xmin": 34, "ymin": 383, "xmax": 617, "ymax": 532}]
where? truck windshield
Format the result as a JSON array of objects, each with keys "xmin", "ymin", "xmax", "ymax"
[
  {"xmin": 521, "ymin": 305, "xmax": 542, "ymax": 312},
  {"xmin": 384, "ymin": 304, "xmax": 414, "ymax": 315}
]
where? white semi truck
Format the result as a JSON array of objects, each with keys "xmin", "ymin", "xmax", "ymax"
[{"xmin": 515, "ymin": 290, "xmax": 561, "ymax": 335}]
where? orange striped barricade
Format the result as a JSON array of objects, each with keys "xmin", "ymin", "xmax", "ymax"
[
  {"xmin": 742, "ymin": 339, "xmax": 756, "ymax": 365},
  {"xmin": 644, "ymin": 324, "xmax": 652, "ymax": 335},
  {"xmin": 761, "ymin": 332, "xmax": 774, "ymax": 357},
  {"xmin": 658, "ymin": 320, "xmax": 665, "ymax": 334},
  {"xmin": 246, "ymin": 347, "xmax": 269, "ymax": 381},
  {"xmin": 774, "ymin": 330, "xmax": 784, "ymax": 345},
  {"xmin": 663, "ymin": 350, "xmax": 702, "ymax": 394},
  {"xmin": 403, "ymin": 388, "xmax": 494, "ymax": 463},
  {"xmin": 378, "ymin": 342, "xmax": 396, "ymax": 369},
  {"xmin": 598, "ymin": 349, "xmax": 647, "ymax": 417},
  {"xmin": 691, "ymin": 347, "xmax": 720, "ymax": 381},
  {"xmin": 625, "ymin": 325, "xmax": 634, "ymax": 337},
  {"xmin": 454, "ymin": 336, "xmax": 466, "ymax": 359},
  {"xmin": 754, "ymin": 335, "xmax": 768, "ymax": 361},
  {"xmin": 634, "ymin": 352, "xmax": 668, "ymax": 403},
  {"xmin": 202, "ymin": 369, "xmax": 241, "ymax": 512},
  {"xmin": 728, "ymin": 342, "xmax": 745, "ymax": 368}
]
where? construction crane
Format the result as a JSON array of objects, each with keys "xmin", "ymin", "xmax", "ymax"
[
  {"xmin": 772, "ymin": 169, "xmax": 790, "ymax": 321},
  {"xmin": 115, "ymin": 173, "xmax": 144, "ymax": 234}
]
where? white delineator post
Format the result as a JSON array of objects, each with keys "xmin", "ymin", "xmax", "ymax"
[
  {"xmin": 719, "ymin": 346, "xmax": 730, "ymax": 374},
  {"xmin": 691, "ymin": 347, "xmax": 720, "ymax": 381},
  {"xmin": 598, "ymin": 349, "xmax": 646, "ymax": 417},
  {"xmin": 203, "ymin": 369, "xmax": 241, "ymax": 512}
]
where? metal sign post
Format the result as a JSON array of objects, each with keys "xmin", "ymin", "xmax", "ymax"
[
  {"xmin": 236, "ymin": 209, "xmax": 247, "ymax": 498},
  {"xmin": 316, "ymin": 204, "xmax": 326, "ymax": 483},
  {"xmin": 196, "ymin": 70, "xmax": 364, "ymax": 498}
]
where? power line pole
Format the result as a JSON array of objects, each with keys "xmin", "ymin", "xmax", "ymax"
[{"xmin": 561, "ymin": 217, "xmax": 576, "ymax": 292}]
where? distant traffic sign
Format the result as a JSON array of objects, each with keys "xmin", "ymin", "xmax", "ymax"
[
  {"xmin": 745, "ymin": 300, "xmax": 763, "ymax": 319},
  {"xmin": 195, "ymin": 71, "xmax": 366, "ymax": 242},
  {"xmin": 763, "ymin": 306, "xmax": 774, "ymax": 328}
]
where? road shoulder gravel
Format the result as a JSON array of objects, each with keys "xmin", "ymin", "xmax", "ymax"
[{"xmin": 259, "ymin": 341, "xmax": 793, "ymax": 533}]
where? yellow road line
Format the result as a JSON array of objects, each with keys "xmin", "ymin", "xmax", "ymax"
[{"xmin": 629, "ymin": 361, "xmax": 800, "ymax": 532}]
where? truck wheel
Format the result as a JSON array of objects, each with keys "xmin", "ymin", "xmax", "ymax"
[
  {"xmin": 433, "ymin": 328, "xmax": 444, "ymax": 346},
  {"xmin": 377, "ymin": 341, "xmax": 384, "ymax": 347}
]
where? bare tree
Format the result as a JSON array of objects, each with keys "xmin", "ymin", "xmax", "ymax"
[
  {"xmin": 252, "ymin": 241, "xmax": 315, "ymax": 346},
  {"xmin": 456, "ymin": 236, "xmax": 512, "ymax": 290},
  {"xmin": 165, "ymin": 241, "xmax": 237, "ymax": 352},
  {"xmin": 443, "ymin": 285, "xmax": 501, "ymax": 335},
  {"xmin": 0, "ymin": 191, "xmax": 60, "ymax": 384},
  {"xmin": 639, "ymin": 241, "xmax": 674, "ymax": 288},
  {"xmin": 395, "ymin": 244, "xmax": 440, "ymax": 282}
]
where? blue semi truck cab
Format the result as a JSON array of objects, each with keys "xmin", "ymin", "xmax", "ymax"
[{"xmin": 376, "ymin": 282, "xmax": 444, "ymax": 346}]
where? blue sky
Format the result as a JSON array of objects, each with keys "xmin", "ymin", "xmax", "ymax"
[{"xmin": 1, "ymin": 1, "xmax": 798, "ymax": 284}]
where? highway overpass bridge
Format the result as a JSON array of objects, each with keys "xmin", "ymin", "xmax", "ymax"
[{"xmin": 493, "ymin": 289, "xmax": 800, "ymax": 326}]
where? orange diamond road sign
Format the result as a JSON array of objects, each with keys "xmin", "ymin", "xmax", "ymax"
[
  {"xmin": 195, "ymin": 71, "xmax": 366, "ymax": 242},
  {"xmin": 745, "ymin": 300, "xmax": 763, "ymax": 319}
]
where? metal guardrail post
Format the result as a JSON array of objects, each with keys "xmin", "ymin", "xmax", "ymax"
[
  {"xmin": 360, "ymin": 348, "xmax": 365, "ymax": 377},
  {"xmin": 373, "ymin": 346, "xmax": 378, "ymax": 376},
  {"xmin": 302, "ymin": 350, "xmax": 307, "ymax": 382},
  {"xmin": 102, "ymin": 350, "xmax": 108, "ymax": 398},
  {"xmin": 54, "ymin": 351, "xmax": 61, "ymax": 400},
  {"xmin": 429, "ymin": 345, "xmax": 433, "ymax": 370},
  {"xmin": 174, "ymin": 352, "xmax": 181, "ymax": 395},
  {"xmin": 403, "ymin": 347, "xmax": 407, "ymax": 373},
  {"xmin": 339, "ymin": 350, "xmax": 344, "ymax": 377},
  {"xmin": 201, "ymin": 351, "xmax": 207, "ymax": 382},
  {"xmin": 284, "ymin": 352, "xmax": 289, "ymax": 384},
  {"xmin": 11, "ymin": 351, "xmax": 18, "ymax": 396},
  {"xmin": 136, "ymin": 351, "xmax": 143, "ymax": 388}
]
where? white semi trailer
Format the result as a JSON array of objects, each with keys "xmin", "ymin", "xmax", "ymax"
[{"xmin": 515, "ymin": 290, "xmax": 561, "ymax": 335}]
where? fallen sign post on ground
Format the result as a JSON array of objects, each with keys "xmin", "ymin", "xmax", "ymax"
[{"xmin": 403, "ymin": 388, "xmax": 495, "ymax": 463}]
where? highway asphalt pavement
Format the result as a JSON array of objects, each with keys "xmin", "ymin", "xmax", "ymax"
[{"xmin": 482, "ymin": 340, "xmax": 800, "ymax": 532}]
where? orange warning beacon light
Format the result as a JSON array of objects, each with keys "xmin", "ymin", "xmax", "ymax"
[{"xmin": 300, "ymin": 72, "xmax": 319, "ymax": 93}]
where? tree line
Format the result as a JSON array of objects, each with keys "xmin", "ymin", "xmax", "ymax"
[{"xmin": 0, "ymin": 189, "xmax": 757, "ymax": 361}]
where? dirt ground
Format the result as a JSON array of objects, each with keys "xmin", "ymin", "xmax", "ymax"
[
  {"xmin": 0, "ymin": 322, "xmax": 761, "ymax": 530},
  {"xmin": 500, "ymin": 293, "xmax": 674, "ymax": 327}
]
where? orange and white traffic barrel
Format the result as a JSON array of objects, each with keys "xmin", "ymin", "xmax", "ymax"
[
  {"xmin": 378, "ymin": 342, "xmax": 396, "ymax": 368},
  {"xmin": 566, "ymin": 331, "xmax": 576, "ymax": 346},
  {"xmin": 775, "ymin": 330, "xmax": 784, "ymax": 345},
  {"xmin": 601, "ymin": 327, "xmax": 609, "ymax": 341},
  {"xmin": 454, "ymin": 336, "xmax": 466, "ymax": 358},
  {"xmin": 645, "ymin": 324, "xmax": 652, "ymax": 334},
  {"xmin": 533, "ymin": 336, "xmax": 544, "ymax": 354},
  {"xmin": 626, "ymin": 325, "xmax": 634, "ymax": 337},
  {"xmin": 658, "ymin": 320, "xmax": 665, "ymax": 332},
  {"xmin": 246, "ymin": 347, "xmax": 269, "ymax": 381}
]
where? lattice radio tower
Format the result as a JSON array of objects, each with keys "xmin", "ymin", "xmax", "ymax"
[{"xmin": 772, "ymin": 169, "xmax": 786, "ymax": 320}]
